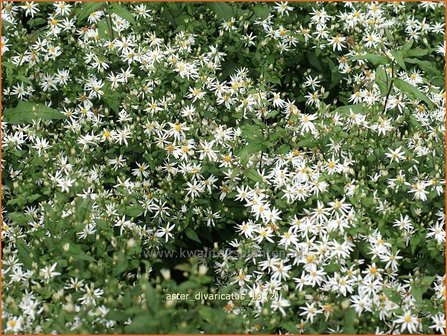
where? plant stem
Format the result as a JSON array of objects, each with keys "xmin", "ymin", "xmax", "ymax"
[
  {"xmin": 107, "ymin": 13, "xmax": 115, "ymax": 40},
  {"xmin": 382, "ymin": 61, "xmax": 394, "ymax": 114}
]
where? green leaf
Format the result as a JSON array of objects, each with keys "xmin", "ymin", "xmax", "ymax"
[
  {"xmin": 240, "ymin": 123, "xmax": 263, "ymax": 140},
  {"xmin": 333, "ymin": 104, "xmax": 366, "ymax": 115},
  {"xmin": 324, "ymin": 263, "xmax": 340, "ymax": 273},
  {"xmin": 411, "ymin": 276, "xmax": 435, "ymax": 308},
  {"xmin": 282, "ymin": 322, "xmax": 300, "ymax": 334},
  {"xmin": 97, "ymin": 18, "xmax": 111, "ymax": 39},
  {"xmin": 28, "ymin": 18, "xmax": 46, "ymax": 27},
  {"xmin": 124, "ymin": 205, "xmax": 144, "ymax": 217},
  {"xmin": 410, "ymin": 234, "xmax": 422, "ymax": 254},
  {"xmin": 103, "ymin": 82, "xmax": 122, "ymax": 112},
  {"xmin": 185, "ymin": 228, "xmax": 201, "ymax": 243},
  {"xmin": 307, "ymin": 52, "xmax": 323, "ymax": 71},
  {"xmin": 406, "ymin": 48, "xmax": 430, "ymax": 58},
  {"xmin": 16, "ymin": 74, "xmax": 32, "ymax": 85},
  {"xmin": 221, "ymin": 60, "xmax": 238, "ymax": 78},
  {"xmin": 394, "ymin": 79, "xmax": 433, "ymax": 108},
  {"xmin": 342, "ymin": 308, "xmax": 357, "ymax": 333},
  {"xmin": 391, "ymin": 50, "xmax": 407, "ymax": 70},
  {"xmin": 61, "ymin": 239, "xmax": 95, "ymax": 262},
  {"xmin": 109, "ymin": 4, "xmax": 136, "ymax": 25},
  {"xmin": 400, "ymin": 40, "xmax": 414, "ymax": 55},
  {"xmin": 75, "ymin": 197, "xmax": 94, "ymax": 223},
  {"xmin": 383, "ymin": 287, "xmax": 401, "ymax": 304},
  {"xmin": 27, "ymin": 194, "xmax": 42, "ymax": 202},
  {"xmin": 375, "ymin": 66, "xmax": 389, "ymax": 96},
  {"xmin": 16, "ymin": 239, "xmax": 33, "ymax": 270},
  {"xmin": 268, "ymin": 126, "xmax": 289, "ymax": 142},
  {"xmin": 7, "ymin": 212, "xmax": 33, "ymax": 224},
  {"xmin": 297, "ymin": 138, "xmax": 316, "ymax": 148},
  {"xmin": 238, "ymin": 142, "xmax": 265, "ymax": 166},
  {"xmin": 352, "ymin": 54, "xmax": 389, "ymax": 65},
  {"xmin": 3, "ymin": 102, "xmax": 66, "ymax": 124},
  {"xmin": 246, "ymin": 168, "xmax": 264, "ymax": 184},
  {"xmin": 330, "ymin": 64, "xmax": 342, "ymax": 90},
  {"xmin": 113, "ymin": 253, "xmax": 129, "ymax": 276},
  {"xmin": 404, "ymin": 58, "xmax": 437, "ymax": 76},
  {"xmin": 253, "ymin": 5, "xmax": 270, "ymax": 20},
  {"xmin": 421, "ymin": 275, "xmax": 436, "ymax": 287},
  {"xmin": 175, "ymin": 263, "xmax": 191, "ymax": 272},
  {"xmin": 77, "ymin": 2, "xmax": 104, "ymax": 23},
  {"xmin": 206, "ymin": 3, "xmax": 234, "ymax": 20},
  {"xmin": 276, "ymin": 144, "xmax": 290, "ymax": 155}
]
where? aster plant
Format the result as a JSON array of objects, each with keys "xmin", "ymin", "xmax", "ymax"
[{"xmin": 1, "ymin": 1, "xmax": 445, "ymax": 334}]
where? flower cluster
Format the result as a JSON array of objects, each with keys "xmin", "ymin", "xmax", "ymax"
[{"xmin": 2, "ymin": 1, "xmax": 445, "ymax": 334}]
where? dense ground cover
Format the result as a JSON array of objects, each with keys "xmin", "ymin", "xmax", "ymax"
[{"xmin": 1, "ymin": 1, "xmax": 446, "ymax": 334}]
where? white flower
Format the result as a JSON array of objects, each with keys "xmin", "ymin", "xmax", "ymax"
[
  {"xmin": 300, "ymin": 302, "xmax": 322, "ymax": 323},
  {"xmin": 407, "ymin": 181, "xmax": 429, "ymax": 201},
  {"xmin": 20, "ymin": 1, "xmax": 39, "ymax": 17},
  {"xmin": 426, "ymin": 221, "xmax": 446, "ymax": 244},
  {"xmin": 155, "ymin": 223, "xmax": 176, "ymax": 242},
  {"xmin": 328, "ymin": 35, "xmax": 346, "ymax": 51},
  {"xmin": 5, "ymin": 316, "xmax": 23, "ymax": 333},
  {"xmin": 385, "ymin": 146, "xmax": 406, "ymax": 163},
  {"xmin": 430, "ymin": 314, "xmax": 446, "ymax": 334},
  {"xmin": 40, "ymin": 262, "xmax": 61, "ymax": 283},
  {"xmin": 395, "ymin": 312, "xmax": 419, "ymax": 334},
  {"xmin": 271, "ymin": 295, "xmax": 290, "ymax": 316}
]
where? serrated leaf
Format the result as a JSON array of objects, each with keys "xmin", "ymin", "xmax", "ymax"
[
  {"xmin": 307, "ymin": 52, "xmax": 323, "ymax": 71},
  {"xmin": 109, "ymin": 4, "xmax": 136, "ymax": 25},
  {"xmin": 253, "ymin": 5, "xmax": 270, "ymax": 20},
  {"xmin": 352, "ymin": 53, "xmax": 389, "ymax": 65},
  {"xmin": 342, "ymin": 308, "xmax": 357, "ymax": 333},
  {"xmin": 383, "ymin": 287, "xmax": 401, "ymax": 304},
  {"xmin": 391, "ymin": 50, "xmax": 407, "ymax": 70},
  {"xmin": 411, "ymin": 276, "xmax": 435, "ymax": 308},
  {"xmin": 7, "ymin": 212, "xmax": 33, "ymax": 224},
  {"xmin": 276, "ymin": 144, "xmax": 290, "ymax": 155},
  {"xmin": 75, "ymin": 197, "xmax": 93, "ymax": 223},
  {"xmin": 400, "ymin": 39, "xmax": 414, "ymax": 55},
  {"xmin": 240, "ymin": 123, "xmax": 263, "ymax": 140},
  {"xmin": 421, "ymin": 275, "xmax": 436, "ymax": 287},
  {"xmin": 185, "ymin": 228, "xmax": 201, "ymax": 243},
  {"xmin": 103, "ymin": 82, "xmax": 122, "ymax": 112},
  {"xmin": 28, "ymin": 18, "xmax": 46, "ymax": 27},
  {"xmin": 282, "ymin": 322, "xmax": 300, "ymax": 334},
  {"xmin": 238, "ymin": 142, "xmax": 265, "ymax": 166},
  {"xmin": 206, "ymin": 3, "xmax": 234, "ymax": 20},
  {"xmin": 404, "ymin": 58, "xmax": 437, "ymax": 76},
  {"xmin": 97, "ymin": 18, "xmax": 110, "ymax": 39},
  {"xmin": 333, "ymin": 104, "xmax": 366, "ymax": 114},
  {"xmin": 27, "ymin": 194, "xmax": 42, "ymax": 202},
  {"xmin": 4, "ymin": 101, "xmax": 66, "ymax": 124},
  {"xmin": 16, "ymin": 74, "xmax": 32, "ymax": 85},
  {"xmin": 61, "ymin": 239, "xmax": 95, "ymax": 262},
  {"xmin": 406, "ymin": 48, "xmax": 429, "ymax": 58},
  {"xmin": 324, "ymin": 263, "xmax": 340, "ymax": 273},
  {"xmin": 77, "ymin": 2, "xmax": 104, "ymax": 23},
  {"xmin": 297, "ymin": 138, "xmax": 316, "ymax": 148},
  {"xmin": 113, "ymin": 254, "xmax": 129, "ymax": 276},
  {"xmin": 246, "ymin": 168, "xmax": 264, "ymax": 184},
  {"xmin": 125, "ymin": 205, "xmax": 144, "ymax": 217},
  {"xmin": 16, "ymin": 239, "xmax": 33, "ymax": 270},
  {"xmin": 394, "ymin": 79, "xmax": 433, "ymax": 108},
  {"xmin": 375, "ymin": 66, "xmax": 389, "ymax": 96}
]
